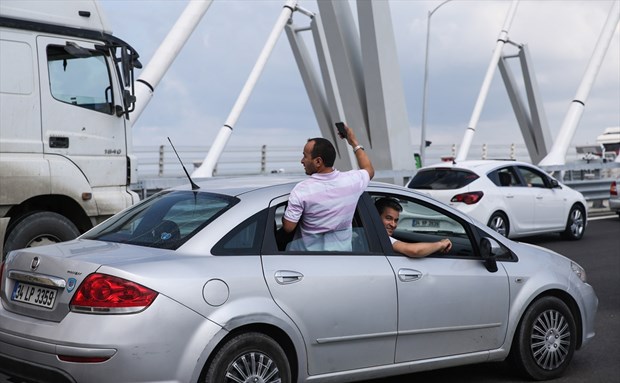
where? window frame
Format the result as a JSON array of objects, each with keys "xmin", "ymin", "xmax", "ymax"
[{"xmin": 261, "ymin": 193, "xmax": 385, "ymax": 255}]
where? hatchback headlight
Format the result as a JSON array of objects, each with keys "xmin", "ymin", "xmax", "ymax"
[{"xmin": 571, "ymin": 261, "xmax": 587, "ymax": 283}]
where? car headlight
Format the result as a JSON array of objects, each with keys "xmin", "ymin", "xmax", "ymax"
[{"xmin": 571, "ymin": 261, "xmax": 587, "ymax": 283}]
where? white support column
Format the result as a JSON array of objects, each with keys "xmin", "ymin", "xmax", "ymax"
[
  {"xmin": 456, "ymin": 0, "xmax": 519, "ymax": 162},
  {"xmin": 131, "ymin": 0, "xmax": 213, "ymax": 126},
  {"xmin": 192, "ymin": 0, "xmax": 297, "ymax": 178},
  {"xmin": 539, "ymin": 0, "xmax": 620, "ymax": 166}
]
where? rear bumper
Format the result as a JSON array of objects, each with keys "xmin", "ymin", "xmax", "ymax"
[{"xmin": 0, "ymin": 295, "xmax": 223, "ymax": 383}]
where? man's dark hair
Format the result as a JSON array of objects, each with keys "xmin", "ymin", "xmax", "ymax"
[
  {"xmin": 308, "ymin": 137, "xmax": 336, "ymax": 167},
  {"xmin": 375, "ymin": 197, "xmax": 403, "ymax": 215}
]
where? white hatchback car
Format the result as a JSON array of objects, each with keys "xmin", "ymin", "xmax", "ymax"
[{"xmin": 407, "ymin": 160, "xmax": 587, "ymax": 239}]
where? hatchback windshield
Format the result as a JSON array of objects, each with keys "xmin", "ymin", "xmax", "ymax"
[
  {"xmin": 408, "ymin": 169, "xmax": 479, "ymax": 190},
  {"xmin": 83, "ymin": 191, "xmax": 238, "ymax": 249}
]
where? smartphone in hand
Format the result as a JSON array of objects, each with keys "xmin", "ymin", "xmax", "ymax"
[{"xmin": 335, "ymin": 122, "xmax": 347, "ymax": 139}]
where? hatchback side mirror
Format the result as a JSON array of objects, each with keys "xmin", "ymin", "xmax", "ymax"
[{"xmin": 480, "ymin": 237, "xmax": 500, "ymax": 273}]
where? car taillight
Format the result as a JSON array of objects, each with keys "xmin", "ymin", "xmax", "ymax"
[
  {"xmin": 611, "ymin": 181, "xmax": 618, "ymax": 196},
  {"xmin": 70, "ymin": 273, "xmax": 158, "ymax": 314},
  {"xmin": 451, "ymin": 191, "xmax": 484, "ymax": 205}
]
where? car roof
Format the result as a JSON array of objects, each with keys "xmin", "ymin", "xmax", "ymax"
[
  {"xmin": 169, "ymin": 175, "xmax": 304, "ymax": 196},
  {"xmin": 420, "ymin": 159, "xmax": 529, "ymax": 174},
  {"xmin": 166, "ymin": 175, "xmax": 410, "ymax": 199}
]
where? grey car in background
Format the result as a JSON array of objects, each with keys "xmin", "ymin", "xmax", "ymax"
[{"xmin": 0, "ymin": 177, "xmax": 598, "ymax": 383}]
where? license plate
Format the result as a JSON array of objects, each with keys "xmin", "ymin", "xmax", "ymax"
[
  {"xmin": 413, "ymin": 219, "xmax": 439, "ymax": 228},
  {"xmin": 11, "ymin": 282, "xmax": 57, "ymax": 309}
]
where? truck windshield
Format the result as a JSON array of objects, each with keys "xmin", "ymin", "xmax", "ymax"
[
  {"xmin": 47, "ymin": 45, "xmax": 114, "ymax": 114},
  {"xmin": 83, "ymin": 191, "xmax": 239, "ymax": 250}
]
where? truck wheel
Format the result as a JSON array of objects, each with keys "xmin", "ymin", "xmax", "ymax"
[
  {"xmin": 4, "ymin": 212, "xmax": 80, "ymax": 256},
  {"xmin": 202, "ymin": 332, "xmax": 291, "ymax": 383}
]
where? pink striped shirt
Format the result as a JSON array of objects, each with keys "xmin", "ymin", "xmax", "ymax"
[{"xmin": 284, "ymin": 169, "xmax": 370, "ymax": 251}]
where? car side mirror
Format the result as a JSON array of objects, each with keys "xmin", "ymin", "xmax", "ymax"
[
  {"xmin": 480, "ymin": 237, "xmax": 500, "ymax": 273},
  {"xmin": 549, "ymin": 178, "xmax": 560, "ymax": 188}
]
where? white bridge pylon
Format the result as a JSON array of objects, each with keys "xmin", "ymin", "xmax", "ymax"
[{"xmin": 193, "ymin": 0, "xmax": 415, "ymax": 182}]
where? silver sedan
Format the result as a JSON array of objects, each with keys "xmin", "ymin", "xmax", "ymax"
[{"xmin": 0, "ymin": 177, "xmax": 598, "ymax": 383}]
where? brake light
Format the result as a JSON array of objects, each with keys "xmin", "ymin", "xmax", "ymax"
[
  {"xmin": 451, "ymin": 191, "xmax": 484, "ymax": 205},
  {"xmin": 58, "ymin": 355, "xmax": 111, "ymax": 363},
  {"xmin": 611, "ymin": 181, "xmax": 618, "ymax": 196},
  {"xmin": 70, "ymin": 273, "xmax": 158, "ymax": 314}
]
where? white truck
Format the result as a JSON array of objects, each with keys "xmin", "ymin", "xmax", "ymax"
[{"xmin": 0, "ymin": 1, "xmax": 141, "ymax": 258}]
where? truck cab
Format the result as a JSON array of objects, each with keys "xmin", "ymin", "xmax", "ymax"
[{"xmin": 0, "ymin": 0, "xmax": 141, "ymax": 257}]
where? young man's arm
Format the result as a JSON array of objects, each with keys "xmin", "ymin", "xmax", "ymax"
[{"xmin": 393, "ymin": 238, "xmax": 452, "ymax": 258}]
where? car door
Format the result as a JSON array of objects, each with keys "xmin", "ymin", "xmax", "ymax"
[
  {"xmin": 261, "ymin": 195, "xmax": 398, "ymax": 376},
  {"xmin": 491, "ymin": 166, "xmax": 535, "ymax": 234},
  {"xmin": 516, "ymin": 166, "xmax": 566, "ymax": 231},
  {"xmin": 367, "ymin": 191, "xmax": 510, "ymax": 362},
  {"xmin": 37, "ymin": 36, "xmax": 128, "ymax": 189}
]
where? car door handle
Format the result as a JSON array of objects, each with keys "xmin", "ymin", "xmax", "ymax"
[
  {"xmin": 274, "ymin": 270, "xmax": 304, "ymax": 285},
  {"xmin": 536, "ymin": 195, "xmax": 543, "ymax": 200},
  {"xmin": 398, "ymin": 269, "xmax": 423, "ymax": 282},
  {"xmin": 505, "ymin": 194, "xmax": 514, "ymax": 199}
]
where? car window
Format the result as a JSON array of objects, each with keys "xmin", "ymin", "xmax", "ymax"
[
  {"xmin": 83, "ymin": 191, "xmax": 238, "ymax": 250},
  {"xmin": 212, "ymin": 210, "xmax": 268, "ymax": 255},
  {"xmin": 408, "ymin": 168, "xmax": 479, "ymax": 190},
  {"xmin": 270, "ymin": 201, "xmax": 372, "ymax": 254},
  {"xmin": 488, "ymin": 167, "xmax": 522, "ymax": 187},
  {"xmin": 370, "ymin": 193, "xmax": 476, "ymax": 258},
  {"xmin": 516, "ymin": 166, "xmax": 548, "ymax": 188}
]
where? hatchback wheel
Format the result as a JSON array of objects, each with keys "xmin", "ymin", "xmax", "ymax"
[
  {"xmin": 487, "ymin": 212, "xmax": 509, "ymax": 237},
  {"xmin": 561, "ymin": 205, "xmax": 585, "ymax": 240},
  {"xmin": 510, "ymin": 296, "xmax": 576, "ymax": 380},
  {"xmin": 203, "ymin": 332, "xmax": 291, "ymax": 383}
]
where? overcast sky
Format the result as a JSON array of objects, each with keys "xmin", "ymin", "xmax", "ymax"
[{"xmin": 99, "ymin": 0, "xmax": 619, "ymax": 158}]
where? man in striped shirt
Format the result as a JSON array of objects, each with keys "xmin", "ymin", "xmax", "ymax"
[{"xmin": 282, "ymin": 124, "xmax": 374, "ymax": 251}]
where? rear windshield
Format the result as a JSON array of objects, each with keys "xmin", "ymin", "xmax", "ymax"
[
  {"xmin": 408, "ymin": 168, "xmax": 479, "ymax": 190},
  {"xmin": 83, "ymin": 191, "xmax": 238, "ymax": 250}
]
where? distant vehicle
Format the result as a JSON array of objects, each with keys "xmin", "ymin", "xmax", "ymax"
[
  {"xmin": 0, "ymin": 177, "xmax": 597, "ymax": 382},
  {"xmin": 596, "ymin": 126, "xmax": 620, "ymax": 157},
  {"xmin": 610, "ymin": 179, "xmax": 620, "ymax": 218},
  {"xmin": 407, "ymin": 160, "xmax": 587, "ymax": 240},
  {"xmin": 0, "ymin": 1, "xmax": 141, "ymax": 258}
]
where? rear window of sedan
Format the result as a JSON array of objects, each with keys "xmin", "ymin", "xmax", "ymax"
[
  {"xmin": 408, "ymin": 168, "xmax": 479, "ymax": 190},
  {"xmin": 83, "ymin": 191, "xmax": 239, "ymax": 249}
]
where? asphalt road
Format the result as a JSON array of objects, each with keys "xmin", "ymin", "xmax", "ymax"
[
  {"xmin": 1, "ymin": 215, "xmax": 618, "ymax": 383},
  {"xmin": 363, "ymin": 214, "xmax": 620, "ymax": 383}
]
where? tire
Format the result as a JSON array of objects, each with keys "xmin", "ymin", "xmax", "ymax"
[
  {"xmin": 510, "ymin": 296, "xmax": 576, "ymax": 381},
  {"xmin": 202, "ymin": 332, "xmax": 291, "ymax": 383},
  {"xmin": 561, "ymin": 205, "xmax": 585, "ymax": 240},
  {"xmin": 4, "ymin": 212, "xmax": 80, "ymax": 257},
  {"xmin": 487, "ymin": 212, "xmax": 509, "ymax": 237}
]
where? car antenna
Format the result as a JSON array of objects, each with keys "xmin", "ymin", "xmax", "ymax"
[{"xmin": 167, "ymin": 137, "xmax": 200, "ymax": 190}]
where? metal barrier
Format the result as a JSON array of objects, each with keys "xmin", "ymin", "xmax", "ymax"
[
  {"xmin": 564, "ymin": 179, "xmax": 613, "ymax": 203},
  {"xmin": 132, "ymin": 144, "xmax": 618, "ymax": 203}
]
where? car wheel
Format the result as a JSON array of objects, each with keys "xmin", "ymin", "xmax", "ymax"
[
  {"xmin": 487, "ymin": 212, "xmax": 509, "ymax": 237},
  {"xmin": 561, "ymin": 205, "xmax": 585, "ymax": 240},
  {"xmin": 203, "ymin": 332, "xmax": 291, "ymax": 383},
  {"xmin": 510, "ymin": 296, "xmax": 576, "ymax": 381},
  {"xmin": 4, "ymin": 211, "xmax": 80, "ymax": 258}
]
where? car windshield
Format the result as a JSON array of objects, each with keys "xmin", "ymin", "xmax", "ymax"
[
  {"xmin": 83, "ymin": 190, "xmax": 238, "ymax": 249},
  {"xmin": 408, "ymin": 168, "xmax": 479, "ymax": 190}
]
